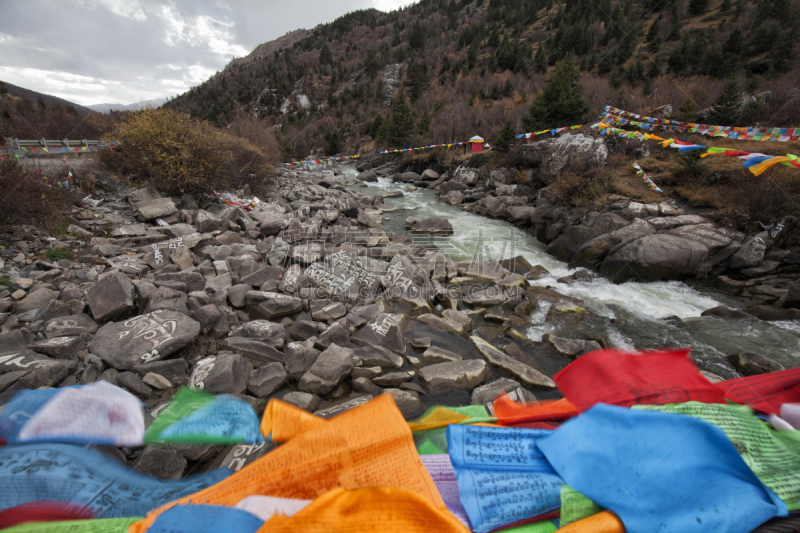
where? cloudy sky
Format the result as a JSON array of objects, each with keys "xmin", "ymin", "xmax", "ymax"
[{"xmin": 0, "ymin": 0, "xmax": 416, "ymax": 107}]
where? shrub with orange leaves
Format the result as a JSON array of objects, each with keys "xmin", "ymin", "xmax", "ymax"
[{"xmin": 99, "ymin": 108, "xmax": 271, "ymax": 195}]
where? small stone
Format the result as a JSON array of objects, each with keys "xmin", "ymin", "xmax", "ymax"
[
  {"xmin": 117, "ymin": 371, "xmax": 153, "ymax": 398},
  {"xmin": 133, "ymin": 445, "xmax": 186, "ymax": 480},
  {"xmin": 143, "ymin": 372, "xmax": 172, "ymax": 389},
  {"xmin": 247, "ymin": 362, "xmax": 288, "ymax": 398},
  {"xmin": 281, "ymin": 391, "xmax": 322, "ymax": 412},
  {"xmin": 410, "ymin": 337, "xmax": 432, "ymax": 349},
  {"xmin": 383, "ymin": 388, "xmax": 425, "ymax": 419},
  {"xmin": 421, "ymin": 345, "xmax": 462, "ymax": 363}
]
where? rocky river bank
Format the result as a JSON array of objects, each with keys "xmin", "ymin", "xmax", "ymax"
[{"xmin": 0, "ymin": 137, "xmax": 798, "ymax": 477}]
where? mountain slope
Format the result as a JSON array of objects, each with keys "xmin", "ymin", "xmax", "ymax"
[
  {"xmin": 0, "ymin": 80, "xmax": 95, "ymax": 116},
  {"xmin": 0, "ymin": 81, "xmax": 114, "ymax": 141},
  {"xmin": 166, "ymin": 0, "xmax": 800, "ymax": 160},
  {"xmin": 89, "ymin": 97, "xmax": 168, "ymax": 113}
]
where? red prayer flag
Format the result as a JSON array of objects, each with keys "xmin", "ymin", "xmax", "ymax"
[
  {"xmin": 720, "ymin": 367, "xmax": 800, "ymax": 415},
  {"xmin": 0, "ymin": 501, "xmax": 95, "ymax": 528},
  {"xmin": 554, "ymin": 348, "xmax": 726, "ymax": 411}
]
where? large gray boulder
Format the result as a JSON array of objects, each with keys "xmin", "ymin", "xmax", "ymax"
[
  {"xmin": 470, "ymin": 336, "xmax": 556, "ymax": 388},
  {"xmin": 247, "ymin": 362, "xmax": 289, "ymax": 398},
  {"xmin": 571, "ymin": 219, "xmax": 655, "ymax": 269},
  {"xmin": 599, "ymin": 234, "xmax": 709, "ymax": 282},
  {"xmin": 730, "ymin": 232, "xmax": 768, "ymax": 270},
  {"xmin": 15, "ymin": 288, "xmax": 60, "ymax": 317},
  {"xmin": 298, "ymin": 343, "xmax": 354, "ymax": 395},
  {"xmin": 452, "ymin": 167, "xmax": 481, "ymax": 186},
  {"xmin": 133, "ymin": 197, "xmax": 177, "ymax": 221},
  {"xmin": 418, "ymin": 359, "xmax": 489, "ymax": 393},
  {"xmin": 189, "ymin": 353, "xmax": 252, "ymax": 394},
  {"xmin": 471, "ymin": 377, "xmax": 538, "ymax": 406},
  {"xmin": 90, "ymin": 310, "xmax": 201, "ymax": 370},
  {"xmin": 406, "ymin": 216, "xmax": 454, "ymax": 235},
  {"xmin": 518, "ymin": 133, "xmax": 608, "ymax": 185},
  {"xmin": 229, "ymin": 320, "xmax": 286, "ymax": 349},
  {"xmin": 44, "ymin": 314, "xmax": 98, "ymax": 338},
  {"xmin": 546, "ymin": 225, "xmax": 600, "ymax": 262}
]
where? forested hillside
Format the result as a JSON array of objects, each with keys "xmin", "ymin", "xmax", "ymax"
[{"xmin": 165, "ymin": 0, "xmax": 800, "ymax": 160}]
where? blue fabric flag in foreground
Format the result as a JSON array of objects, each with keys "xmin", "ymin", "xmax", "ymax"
[
  {"xmin": 448, "ymin": 425, "xmax": 563, "ymax": 533},
  {"xmin": 0, "ymin": 443, "xmax": 231, "ymax": 518},
  {"xmin": 538, "ymin": 404, "xmax": 786, "ymax": 533},
  {"xmin": 149, "ymin": 505, "xmax": 263, "ymax": 533}
]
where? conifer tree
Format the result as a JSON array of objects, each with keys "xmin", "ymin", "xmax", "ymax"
[
  {"xmin": 522, "ymin": 57, "xmax": 589, "ymax": 130},
  {"xmin": 389, "ymin": 89, "xmax": 414, "ymax": 148},
  {"xmin": 495, "ymin": 121, "xmax": 516, "ymax": 153},
  {"xmin": 534, "ymin": 46, "xmax": 547, "ymax": 74},
  {"xmin": 689, "ymin": 0, "xmax": 709, "ymax": 15},
  {"xmin": 319, "ymin": 43, "xmax": 333, "ymax": 66},
  {"xmin": 646, "ymin": 15, "xmax": 661, "ymax": 42},
  {"xmin": 668, "ymin": 3, "xmax": 682, "ymax": 40},
  {"xmin": 708, "ymin": 80, "xmax": 741, "ymax": 125}
]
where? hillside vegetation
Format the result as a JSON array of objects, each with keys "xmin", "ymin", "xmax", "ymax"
[{"xmin": 165, "ymin": 0, "xmax": 800, "ymax": 160}]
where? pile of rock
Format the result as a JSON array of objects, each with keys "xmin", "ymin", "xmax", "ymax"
[{"xmin": 0, "ymin": 164, "xmax": 613, "ymax": 474}]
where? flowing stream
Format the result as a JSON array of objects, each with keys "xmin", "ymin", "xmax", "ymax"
[{"xmin": 347, "ymin": 172, "xmax": 800, "ymax": 378}]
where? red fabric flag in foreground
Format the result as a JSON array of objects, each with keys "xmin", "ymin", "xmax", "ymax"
[
  {"xmin": 554, "ymin": 348, "xmax": 726, "ymax": 411},
  {"xmin": 721, "ymin": 367, "xmax": 800, "ymax": 415},
  {"xmin": 493, "ymin": 393, "xmax": 579, "ymax": 426},
  {"xmin": 0, "ymin": 501, "xmax": 95, "ymax": 528}
]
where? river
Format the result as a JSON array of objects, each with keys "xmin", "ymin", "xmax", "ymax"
[{"xmin": 349, "ymin": 173, "xmax": 800, "ymax": 378}]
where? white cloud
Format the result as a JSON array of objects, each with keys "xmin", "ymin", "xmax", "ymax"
[
  {"xmin": 371, "ymin": 0, "xmax": 418, "ymax": 12},
  {"xmin": 98, "ymin": 0, "xmax": 148, "ymax": 22}
]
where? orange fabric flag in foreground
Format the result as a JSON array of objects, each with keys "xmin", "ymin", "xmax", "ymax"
[
  {"xmin": 555, "ymin": 511, "xmax": 626, "ymax": 533},
  {"xmin": 260, "ymin": 397, "xmax": 326, "ymax": 441},
  {"xmin": 493, "ymin": 393, "xmax": 579, "ymax": 426},
  {"xmin": 130, "ymin": 395, "xmax": 444, "ymax": 533},
  {"xmin": 257, "ymin": 487, "xmax": 468, "ymax": 533}
]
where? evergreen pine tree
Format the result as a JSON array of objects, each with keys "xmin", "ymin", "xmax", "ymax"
[
  {"xmin": 646, "ymin": 15, "xmax": 661, "ymax": 42},
  {"xmin": 534, "ymin": 46, "xmax": 547, "ymax": 74},
  {"xmin": 468, "ymin": 43, "xmax": 479, "ymax": 70},
  {"xmin": 647, "ymin": 32, "xmax": 663, "ymax": 53},
  {"xmin": 410, "ymin": 23, "xmax": 426, "ymax": 50},
  {"xmin": 324, "ymin": 129, "xmax": 341, "ymax": 156},
  {"xmin": 522, "ymin": 57, "xmax": 589, "ymax": 131},
  {"xmin": 677, "ymin": 98, "xmax": 697, "ymax": 122},
  {"xmin": 689, "ymin": 0, "xmax": 709, "ymax": 15},
  {"xmin": 723, "ymin": 27, "xmax": 745, "ymax": 58},
  {"xmin": 708, "ymin": 80, "xmax": 742, "ymax": 125},
  {"xmin": 720, "ymin": 0, "xmax": 732, "ymax": 11},
  {"xmin": 417, "ymin": 109, "xmax": 431, "ymax": 137},
  {"xmin": 503, "ymin": 79, "xmax": 515, "ymax": 97},
  {"xmin": 668, "ymin": 4, "xmax": 682, "ymax": 40},
  {"xmin": 389, "ymin": 89, "xmax": 414, "ymax": 148},
  {"xmin": 735, "ymin": 0, "xmax": 744, "ymax": 18},
  {"xmin": 495, "ymin": 121, "xmax": 516, "ymax": 153},
  {"xmin": 319, "ymin": 43, "xmax": 333, "ymax": 66}
]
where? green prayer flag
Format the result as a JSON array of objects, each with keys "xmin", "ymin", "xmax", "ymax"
[
  {"xmin": 4, "ymin": 517, "xmax": 142, "ymax": 533},
  {"xmin": 560, "ymin": 485, "xmax": 603, "ymax": 526},
  {"xmin": 636, "ymin": 402, "xmax": 800, "ymax": 510},
  {"xmin": 144, "ymin": 386, "xmax": 213, "ymax": 443}
]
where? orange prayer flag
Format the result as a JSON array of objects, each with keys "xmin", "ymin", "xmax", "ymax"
[
  {"xmin": 256, "ymin": 487, "xmax": 468, "ymax": 533},
  {"xmin": 130, "ymin": 395, "xmax": 444, "ymax": 533},
  {"xmin": 555, "ymin": 511, "xmax": 625, "ymax": 533},
  {"xmin": 749, "ymin": 156, "xmax": 790, "ymax": 177},
  {"xmin": 493, "ymin": 393, "xmax": 579, "ymax": 426},
  {"xmin": 261, "ymin": 398, "xmax": 325, "ymax": 442}
]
